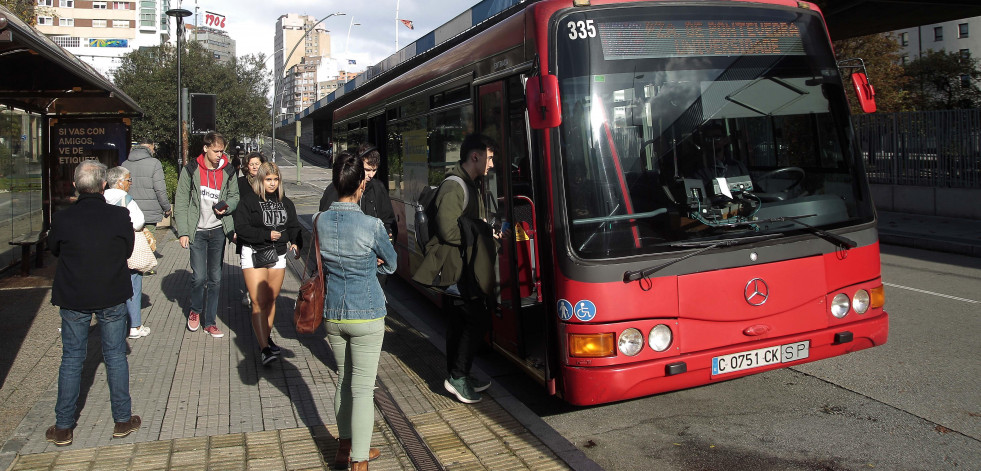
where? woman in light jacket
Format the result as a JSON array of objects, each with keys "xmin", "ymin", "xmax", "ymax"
[
  {"xmin": 105, "ymin": 166, "xmax": 149, "ymax": 339},
  {"xmin": 317, "ymin": 153, "xmax": 396, "ymax": 471}
]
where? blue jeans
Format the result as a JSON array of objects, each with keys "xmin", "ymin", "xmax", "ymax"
[
  {"xmin": 189, "ymin": 227, "xmax": 226, "ymax": 327},
  {"xmin": 127, "ymin": 271, "xmax": 143, "ymax": 328},
  {"xmin": 325, "ymin": 319, "xmax": 385, "ymax": 462},
  {"xmin": 55, "ymin": 303, "xmax": 132, "ymax": 428}
]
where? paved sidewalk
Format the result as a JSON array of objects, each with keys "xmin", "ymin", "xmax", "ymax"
[
  {"xmin": 0, "ymin": 225, "xmax": 584, "ymax": 470},
  {"xmin": 876, "ymin": 210, "xmax": 981, "ymax": 257}
]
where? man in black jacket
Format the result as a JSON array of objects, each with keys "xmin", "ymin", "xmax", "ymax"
[
  {"xmin": 45, "ymin": 160, "xmax": 141, "ymax": 447},
  {"xmin": 319, "ymin": 143, "xmax": 397, "ymax": 283}
]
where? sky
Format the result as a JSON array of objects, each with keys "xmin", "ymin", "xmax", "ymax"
[{"xmin": 172, "ymin": 0, "xmax": 470, "ymax": 72}]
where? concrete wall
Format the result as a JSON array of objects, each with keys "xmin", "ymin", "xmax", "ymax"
[{"xmin": 871, "ymin": 184, "xmax": 981, "ymax": 219}]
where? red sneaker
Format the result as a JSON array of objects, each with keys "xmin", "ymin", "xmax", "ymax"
[
  {"xmin": 187, "ymin": 312, "xmax": 200, "ymax": 332},
  {"xmin": 204, "ymin": 325, "xmax": 224, "ymax": 338}
]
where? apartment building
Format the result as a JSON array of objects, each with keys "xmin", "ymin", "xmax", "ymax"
[
  {"xmin": 274, "ymin": 13, "xmax": 332, "ymax": 120},
  {"xmin": 186, "ymin": 24, "xmax": 235, "ymax": 64},
  {"xmin": 894, "ymin": 16, "xmax": 981, "ymax": 64},
  {"xmin": 36, "ymin": 0, "xmax": 171, "ymax": 78}
]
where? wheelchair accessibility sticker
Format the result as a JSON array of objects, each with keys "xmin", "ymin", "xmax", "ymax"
[
  {"xmin": 557, "ymin": 299, "xmax": 574, "ymax": 321},
  {"xmin": 574, "ymin": 300, "xmax": 597, "ymax": 322}
]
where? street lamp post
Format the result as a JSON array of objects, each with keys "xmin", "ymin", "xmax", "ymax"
[
  {"xmin": 345, "ymin": 17, "xmax": 361, "ymax": 57},
  {"xmin": 271, "ymin": 12, "xmax": 345, "ymax": 163},
  {"xmin": 166, "ymin": 8, "xmax": 192, "ymax": 166}
]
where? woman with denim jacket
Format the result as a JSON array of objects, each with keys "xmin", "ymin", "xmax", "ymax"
[{"xmin": 317, "ymin": 152, "xmax": 396, "ymax": 471}]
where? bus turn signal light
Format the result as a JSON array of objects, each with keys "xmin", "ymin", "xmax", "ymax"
[
  {"xmin": 569, "ymin": 333, "xmax": 615, "ymax": 358},
  {"xmin": 870, "ymin": 285, "xmax": 885, "ymax": 309}
]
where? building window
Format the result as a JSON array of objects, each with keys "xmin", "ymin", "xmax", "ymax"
[
  {"xmin": 140, "ymin": 12, "xmax": 154, "ymax": 27},
  {"xmin": 37, "ymin": 16, "xmax": 53, "ymax": 25},
  {"xmin": 59, "ymin": 17, "xmax": 74, "ymax": 26},
  {"xmin": 112, "ymin": 19, "xmax": 128, "ymax": 28},
  {"xmin": 93, "ymin": 1, "xmax": 107, "ymax": 8},
  {"xmin": 59, "ymin": 0, "xmax": 73, "ymax": 7},
  {"xmin": 901, "ymin": 54, "xmax": 909, "ymax": 65},
  {"xmin": 934, "ymin": 26, "xmax": 943, "ymax": 41},
  {"xmin": 900, "ymin": 32, "xmax": 909, "ymax": 46},
  {"xmin": 113, "ymin": 1, "xmax": 129, "ymax": 9},
  {"xmin": 962, "ymin": 74, "xmax": 971, "ymax": 88},
  {"xmin": 37, "ymin": 0, "xmax": 53, "ymax": 6},
  {"xmin": 93, "ymin": 19, "xmax": 107, "ymax": 27},
  {"xmin": 961, "ymin": 49, "xmax": 971, "ymax": 59},
  {"xmin": 959, "ymin": 23, "xmax": 969, "ymax": 38}
]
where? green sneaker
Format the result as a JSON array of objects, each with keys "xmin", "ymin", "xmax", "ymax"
[
  {"xmin": 444, "ymin": 376, "xmax": 481, "ymax": 404},
  {"xmin": 467, "ymin": 376, "xmax": 491, "ymax": 393}
]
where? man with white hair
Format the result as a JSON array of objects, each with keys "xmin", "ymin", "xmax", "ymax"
[{"xmin": 46, "ymin": 160, "xmax": 141, "ymax": 446}]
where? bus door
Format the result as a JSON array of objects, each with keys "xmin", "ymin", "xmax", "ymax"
[{"xmin": 477, "ymin": 78, "xmax": 546, "ymax": 374}]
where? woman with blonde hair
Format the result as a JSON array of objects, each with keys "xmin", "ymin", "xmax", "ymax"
[{"xmin": 232, "ymin": 162, "xmax": 301, "ymax": 365}]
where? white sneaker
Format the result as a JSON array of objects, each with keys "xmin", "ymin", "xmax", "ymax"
[{"xmin": 129, "ymin": 325, "xmax": 151, "ymax": 339}]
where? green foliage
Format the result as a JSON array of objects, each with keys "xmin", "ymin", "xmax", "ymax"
[
  {"xmin": 160, "ymin": 153, "xmax": 179, "ymax": 204},
  {"xmin": 832, "ymin": 33, "xmax": 911, "ymax": 114},
  {"xmin": 0, "ymin": 0, "xmax": 36, "ymax": 24},
  {"xmin": 903, "ymin": 50, "xmax": 981, "ymax": 110},
  {"xmin": 112, "ymin": 42, "xmax": 271, "ymax": 163}
]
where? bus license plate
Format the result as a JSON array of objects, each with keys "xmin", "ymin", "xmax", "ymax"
[{"xmin": 711, "ymin": 341, "xmax": 810, "ymax": 376}]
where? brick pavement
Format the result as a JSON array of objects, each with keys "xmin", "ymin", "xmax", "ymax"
[{"xmin": 1, "ymin": 221, "xmax": 582, "ymax": 470}]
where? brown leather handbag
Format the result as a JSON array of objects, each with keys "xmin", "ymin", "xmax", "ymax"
[{"xmin": 294, "ymin": 213, "xmax": 324, "ymax": 334}]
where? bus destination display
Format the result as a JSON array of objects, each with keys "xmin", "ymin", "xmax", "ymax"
[{"xmin": 596, "ymin": 20, "xmax": 805, "ymax": 59}]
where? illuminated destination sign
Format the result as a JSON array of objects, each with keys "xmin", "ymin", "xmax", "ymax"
[{"xmin": 597, "ymin": 20, "xmax": 805, "ymax": 59}]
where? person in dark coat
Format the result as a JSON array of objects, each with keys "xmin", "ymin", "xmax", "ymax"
[
  {"xmin": 45, "ymin": 160, "xmax": 141, "ymax": 447},
  {"xmin": 318, "ymin": 143, "xmax": 397, "ymax": 240},
  {"xmin": 122, "ymin": 139, "xmax": 171, "ymax": 235},
  {"xmin": 319, "ymin": 143, "xmax": 397, "ymax": 287}
]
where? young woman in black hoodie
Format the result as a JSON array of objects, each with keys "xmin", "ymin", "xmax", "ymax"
[{"xmin": 233, "ymin": 162, "xmax": 301, "ymax": 365}]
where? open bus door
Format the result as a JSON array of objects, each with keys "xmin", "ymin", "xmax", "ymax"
[{"xmin": 477, "ymin": 78, "xmax": 550, "ymax": 384}]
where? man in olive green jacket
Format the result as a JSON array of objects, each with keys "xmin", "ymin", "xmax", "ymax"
[
  {"xmin": 174, "ymin": 132, "xmax": 239, "ymax": 338},
  {"xmin": 412, "ymin": 134, "xmax": 499, "ymax": 404}
]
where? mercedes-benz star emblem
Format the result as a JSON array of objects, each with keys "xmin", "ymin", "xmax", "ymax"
[{"xmin": 744, "ymin": 278, "xmax": 769, "ymax": 306}]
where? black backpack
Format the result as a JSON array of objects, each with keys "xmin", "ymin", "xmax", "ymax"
[{"xmin": 414, "ymin": 175, "xmax": 467, "ymax": 255}]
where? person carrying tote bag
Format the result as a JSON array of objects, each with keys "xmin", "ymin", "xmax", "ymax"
[
  {"xmin": 318, "ymin": 153, "xmax": 397, "ymax": 470},
  {"xmin": 105, "ymin": 166, "xmax": 154, "ymax": 339}
]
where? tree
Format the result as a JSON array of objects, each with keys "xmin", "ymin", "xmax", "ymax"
[
  {"xmin": 903, "ymin": 49, "xmax": 981, "ymax": 110},
  {"xmin": 0, "ymin": 0, "xmax": 36, "ymax": 25},
  {"xmin": 112, "ymin": 41, "xmax": 270, "ymax": 163},
  {"xmin": 833, "ymin": 33, "xmax": 911, "ymax": 114}
]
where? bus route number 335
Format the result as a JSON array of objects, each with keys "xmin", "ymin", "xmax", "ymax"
[{"xmin": 712, "ymin": 341, "xmax": 811, "ymax": 376}]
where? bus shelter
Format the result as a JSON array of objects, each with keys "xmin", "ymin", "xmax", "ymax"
[{"xmin": 0, "ymin": 6, "xmax": 142, "ymax": 274}]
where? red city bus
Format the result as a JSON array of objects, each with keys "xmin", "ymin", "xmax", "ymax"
[{"xmin": 323, "ymin": 0, "xmax": 887, "ymax": 406}]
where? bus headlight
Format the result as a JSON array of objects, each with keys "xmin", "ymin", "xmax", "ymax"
[
  {"xmin": 649, "ymin": 324, "xmax": 672, "ymax": 352},
  {"xmin": 831, "ymin": 293, "xmax": 850, "ymax": 318},
  {"xmin": 618, "ymin": 328, "xmax": 644, "ymax": 356},
  {"xmin": 853, "ymin": 289, "xmax": 871, "ymax": 314}
]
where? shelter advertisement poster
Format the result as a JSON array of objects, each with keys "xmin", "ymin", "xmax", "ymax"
[{"xmin": 49, "ymin": 120, "xmax": 130, "ymax": 213}]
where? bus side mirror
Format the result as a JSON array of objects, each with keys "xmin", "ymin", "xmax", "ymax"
[
  {"xmin": 850, "ymin": 72, "xmax": 876, "ymax": 113},
  {"xmin": 526, "ymin": 74, "xmax": 562, "ymax": 129}
]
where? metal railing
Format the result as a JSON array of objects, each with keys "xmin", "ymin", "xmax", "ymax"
[{"xmin": 854, "ymin": 109, "xmax": 981, "ymax": 188}]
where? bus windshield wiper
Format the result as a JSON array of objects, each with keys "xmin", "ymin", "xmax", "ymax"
[
  {"xmin": 719, "ymin": 214, "xmax": 857, "ymax": 249},
  {"xmin": 622, "ymin": 234, "xmax": 780, "ymax": 283}
]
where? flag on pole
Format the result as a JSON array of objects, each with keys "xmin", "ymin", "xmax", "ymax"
[
  {"xmin": 348, "ymin": 59, "xmax": 357, "ymax": 65},
  {"xmin": 399, "ymin": 19, "xmax": 414, "ymax": 30}
]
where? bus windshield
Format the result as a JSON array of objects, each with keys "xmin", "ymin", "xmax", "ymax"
[{"xmin": 555, "ymin": 5, "xmax": 874, "ymax": 259}]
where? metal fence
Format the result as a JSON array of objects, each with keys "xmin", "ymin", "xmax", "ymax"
[{"xmin": 853, "ymin": 109, "xmax": 981, "ymax": 188}]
